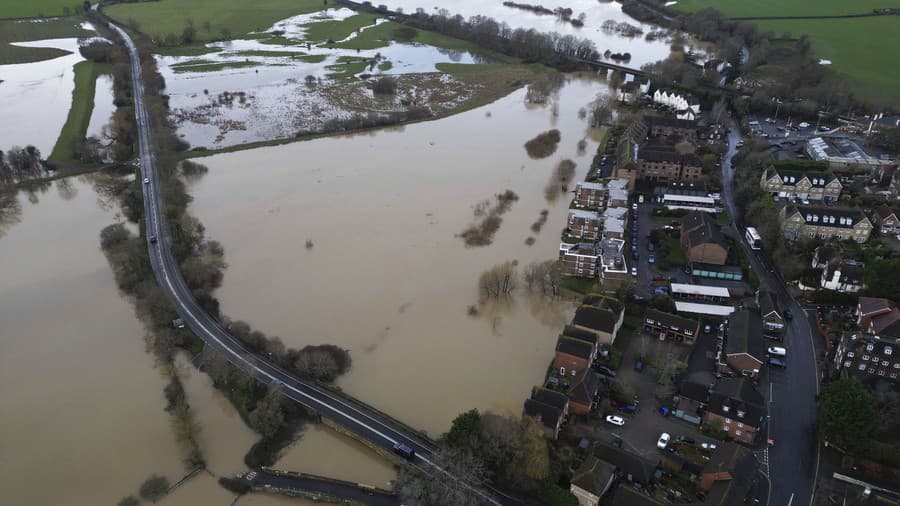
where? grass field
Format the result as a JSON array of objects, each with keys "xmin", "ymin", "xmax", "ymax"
[
  {"xmin": 302, "ymin": 12, "xmax": 380, "ymax": 43},
  {"xmin": 50, "ymin": 60, "xmax": 109, "ymax": 162},
  {"xmin": 104, "ymin": 0, "xmax": 326, "ymax": 44},
  {"xmin": 0, "ymin": 0, "xmax": 83, "ymax": 19},
  {"xmin": 672, "ymin": 0, "xmax": 900, "ymax": 17},
  {"xmin": 0, "ymin": 17, "xmax": 93, "ymax": 64}
]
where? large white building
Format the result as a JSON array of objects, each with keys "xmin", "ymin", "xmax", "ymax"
[{"xmin": 652, "ymin": 89, "xmax": 701, "ymax": 117}]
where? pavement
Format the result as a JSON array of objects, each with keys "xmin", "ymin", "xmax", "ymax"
[{"xmin": 721, "ymin": 124, "xmax": 825, "ymax": 506}]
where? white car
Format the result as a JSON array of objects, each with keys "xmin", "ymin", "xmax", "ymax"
[
  {"xmin": 656, "ymin": 432, "xmax": 670, "ymax": 450},
  {"xmin": 143, "ymin": 178, "xmax": 150, "ymax": 184},
  {"xmin": 631, "ymin": 267, "xmax": 638, "ymax": 277},
  {"xmin": 605, "ymin": 415, "xmax": 625, "ymax": 427},
  {"xmin": 701, "ymin": 442, "xmax": 717, "ymax": 450},
  {"xmin": 632, "ymin": 203, "xmax": 638, "ymax": 210},
  {"xmin": 768, "ymin": 346, "xmax": 786, "ymax": 357}
]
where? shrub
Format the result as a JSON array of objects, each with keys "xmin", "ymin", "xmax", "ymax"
[
  {"xmin": 372, "ymin": 76, "xmax": 398, "ymax": 95},
  {"xmin": 524, "ymin": 129, "xmax": 561, "ymax": 158},
  {"xmin": 138, "ymin": 475, "xmax": 169, "ymax": 502}
]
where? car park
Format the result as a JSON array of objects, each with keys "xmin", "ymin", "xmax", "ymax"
[
  {"xmin": 606, "ymin": 415, "xmax": 626, "ymax": 426},
  {"xmin": 657, "ymin": 433, "xmax": 670, "ymax": 450},
  {"xmin": 768, "ymin": 346, "xmax": 787, "ymax": 356}
]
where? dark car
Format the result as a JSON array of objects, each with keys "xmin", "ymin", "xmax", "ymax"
[
  {"xmin": 763, "ymin": 333, "xmax": 783, "ymax": 342},
  {"xmin": 149, "ymin": 234, "xmax": 158, "ymax": 243},
  {"xmin": 769, "ymin": 357, "xmax": 787, "ymax": 368},
  {"xmin": 677, "ymin": 436, "xmax": 695, "ymax": 444},
  {"xmin": 647, "ymin": 243, "xmax": 655, "ymax": 252},
  {"xmin": 634, "ymin": 359, "xmax": 644, "ymax": 372},
  {"xmin": 393, "ymin": 443, "xmax": 416, "ymax": 460},
  {"xmin": 595, "ymin": 365, "xmax": 617, "ymax": 377},
  {"xmin": 785, "ymin": 308, "xmax": 793, "ymax": 320},
  {"xmin": 618, "ymin": 404, "xmax": 636, "ymax": 414}
]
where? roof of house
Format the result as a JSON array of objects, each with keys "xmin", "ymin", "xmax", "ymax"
[
  {"xmin": 593, "ymin": 440, "xmax": 659, "ymax": 485},
  {"xmin": 671, "ymin": 283, "xmax": 732, "ymax": 298},
  {"xmin": 768, "ymin": 169, "xmax": 836, "ymax": 188},
  {"xmin": 824, "ymin": 261, "xmax": 864, "ymax": 285},
  {"xmin": 725, "ymin": 310, "xmax": 764, "ymax": 361},
  {"xmin": 707, "ymin": 380, "xmax": 766, "ymax": 428},
  {"xmin": 875, "ymin": 204, "xmax": 898, "ymax": 220},
  {"xmin": 702, "ymin": 443, "xmax": 759, "ymax": 506},
  {"xmin": 569, "ymin": 209, "xmax": 601, "ymax": 221},
  {"xmin": 523, "ymin": 399, "xmax": 563, "ymax": 431},
  {"xmin": 570, "ymin": 455, "xmax": 617, "ymax": 497},
  {"xmin": 858, "ymin": 297, "xmax": 894, "ymax": 317},
  {"xmin": 785, "ymin": 205, "xmax": 868, "ymax": 229},
  {"xmin": 679, "ymin": 381, "xmax": 712, "ymax": 403},
  {"xmin": 568, "ymin": 370, "xmax": 601, "ymax": 405},
  {"xmin": 648, "ymin": 115, "xmax": 697, "ymax": 130},
  {"xmin": 638, "ymin": 147, "xmax": 702, "ymax": 167},
  {"xmin": 757, "ymin": 291, "xmax": 781, "ymax": 320},
  {"xmin": 645, "ymin": 308, "xmax": 700, "ymax": 334},
  {"xmin": 572, "ymin": 305, "xmax": 620, "ymax": 333},
  {"xmin": 872, "ymin": 309, "xmax": 900, "ymax": 338},
  {"xmin": 715, "ymin": 377, "xmax": 765, "ymax": 406},
  {"xmin": 560, "ymin": 242, "xmax": 600, "ymax": 257},
  {"xmin": 609, "ymin": 486, "xmax": 666, "ymax": 506},
  {"xmin": 557, "ymin": 336, "xmax": 594, "ymax": 360},
  {"xmin": 531, "ymin": 386, "xmax": 569, "ymax": 411},
  {"xmin": 576, "ymin": 181, "xmax": 606, "ymax": 191},
  {"xmin": 681, "ymin": 211, "xmax": 727, "ymax": 250},
  {"xmin": 562, "ymin": 325, "xmax": 600, "ymax": 344}
]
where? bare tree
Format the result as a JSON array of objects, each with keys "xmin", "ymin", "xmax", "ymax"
[
  {"xmin": 479, "ymin": 261, "xmax": 518, "ymax": 299},
  {"xmin": 522, "ymin": 260, "xmax": 562, "ymax": 297},
  {"xmin": 395, "ymin": 448, "xmax": 489, "ymax": 506}
]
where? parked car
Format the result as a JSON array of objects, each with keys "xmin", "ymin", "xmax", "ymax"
[
  {"xmin": 701, "ymin": 442, "xmax": 717, "ymax": 450},
  {"xmin": 648, "ymin": 243, "xmax": 655, "ymax": 252},
  {"xmin": 393, "ymin": 443, "xmax": 416, "ymax": 460},
  {"xmin": 769, "ymin": 357, "xmax": 787, "ymax": 368},
  {"xmin": 657, "ymin": 433, "xmax": 671, "ymax": 450},
  {"xmin": 652, "ymin": 275, "xmax": 667, "ymax": 282},
  {"xmin": 648, "ymin": 255, "xmax": 656, "ymax": 264},
  {"xmin": 763, "ymin": 333, "xmax": 784, "ymax": 342},
  {"xmin": 677, "ymin": 436, "xmax": 695, "ymax": 444},
  {"xmin": 704, "ymin": 325, "xmax": 712, "ymax": 334},
  {"xmin": 631, "ymin": 267, "xmax": 638, "ymax": 277},
  {"xmin": 768, "ymin": 346, "xmax": 787, "ymax": 357},
  {"xmin": 632, "ymin": 251, "xmax": 639, "ymax": 261},
  {"xmin": 634, "ymin": 359, "xmax": 644, "ymax": 372},
  {"xmin": 595, "ymin": 365, "xmax": 617, "ymax": 377},
  {"xmin": 632, "ymin": 203, "xmax": 638, "ymax": 210},
  {"xmin": 606, "ymin": 415, "xmax": 626, "ymax": 426},
  {"xmin": 654, "ymin": 287, "xmax": 669, "ymax": 295},
  {"xmin": 618, "ymin": 404, "xmax": 637, "ymax": 414}
]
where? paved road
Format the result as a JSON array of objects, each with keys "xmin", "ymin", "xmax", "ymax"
[
  {"xmin": 246, "ymin": 469, "xmax": 400, "ymax": 506},
  {"xmin": 720, "ymin": 125, "xmax": 823, "ymax": 506},
  {"xmin": 107, "ymin": 21, "xmax": 513, "ymax": 506}
]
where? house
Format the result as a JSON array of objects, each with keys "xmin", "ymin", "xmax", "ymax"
[
  {"xmin": 554, "ymin": 336, "xmax": 595, "ymax": 378},
  {"xmin": 570, "ymin": 299, "xmax": 625, "ymax": 345},
  {"xmin": 523, "ymin": 399, "xmax": 565, "ymax": 439},
  {"xmin": 606, "ymin": 178, "xmax": 629, "ymax": 208},
  {"xmin": 637, "ymin": 147, "xmax": 703, "ymax": 181},
  {"xmin": 756, "ymin": 290, "xmax": 785, "ymax": 334},
  {"xmin": 671, "ymin": 283, "xmax": 735, "ymax": 317},
  {"xmin": 643, "ymin": 308, "xmax": 701, "ymax": 345},
  {"xmin": 569, "ymin": 456, "xmax": 617, "ymax": 506},
  {"xmin": 592, "ymin": 440, "xmax": 658, "ymax": 486},
  {"xmin": 873, "ymin": 204, "xmax": 900, "ymax": 234},
  {"xmin": 780, "ymin": 205, "xmax": 873, "ymax": 243},
  {"xmin": 559, "ymin": 242, "xmax": 601, "ymax": 278},
  {"xmin": 721, "ymin": 310, "xmax": 764, "ymax": 377},
  {"xmin": 646, "ymin": 115, "xmax": 697, "ymax": 139},
  {"xmin": 602, "ymin": 207, "xmax": 628, "ymax": 239},
  {"xmin": 573, "ymin": 181, "xmax": 607, "ymax": 209},
  {"xmin": 567, "ymin": 210, "xmax": 602, "ymax": 240},
  {"xmin": 704, "ymin": 378, "xmax": 765, "ymax": 444},
  {"xmin": 597, "ymin": 238, "xmax": 629, "ymax": 284},
  {"xmin": 615, "ymin": 80, "xmax": 642, "ymax": 103},
  {"xmin": 759, "ymin": 167, "xmax": 842, "ymax": 202},
  {"xmin": 833, "ymin": 333, "xmax": 900, "ymax": 387},
  {"xmin": 869, "ymin": 308, "xmax": 900, "ymax": 340},
  {"xmin": 857, "ymin": 297, "xmax": 897, "ymax": 331},
  {"xmin": 676, "ymin": 380, "xmax": 712, "ymax": 414},
  {"xmin": 820, "ymin": 259, "xmax": 865, "ymax": 293},
  {"xmin": 699, "ymin": 442, "xmax": 759, "ymax": 505},
  {"xmin": 806, "ymin": 136, "xmax": 893, "ymax": 169},
  {"xmin": 681, "ymin": 211, "xmax": 729, "ymax": 265},
  {"xmin": 567, "ymin": 369, "xmax": 602, "ymax": 415},
  {"xmin": 652, "ymin": 89, "xmax": 701, "ymax": 116},
  {"xmin": 811, "ymin": 245, "xmax": 838, "ymax": 269}
]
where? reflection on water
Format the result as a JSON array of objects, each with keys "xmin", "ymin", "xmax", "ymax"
[
  {"xmin": 188, "ymin": 76, "xmax": 607, "ymax": 435},
  {"xmin": 87, "ymin": 73, "xmax": 115, "ymax": 139},
  {"xmin": 0, "ymin": 177, "xmax": 184, "ymax": 505}
]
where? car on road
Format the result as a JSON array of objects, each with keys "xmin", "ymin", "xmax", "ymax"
[
  {"xmin": 785, "ymin": 308, "xmax": 793, "ymax": 320},
  {"xmin": 393, "ymin": 443, "xmax": 416, "ymax": 460},
  {"xmin": 605, "ymin": 415, "xmax": 625, "ymax": 426},
  {"xmin": 657, "ymin": 432, "xmax": 670, "ymax": 450},
  {"xmin": 647, "ymin": 243, "xmax": 655, "ymax": 252},
  {"xmin": 701, "ymin": 442, "xmax": 717, "ymax": 450},
  {"xmin": 595, "ymin": 365, "xmax": 617, "ymax": 377},
  {"xmin": 704, "ymin": 324, "xmax": 712, "ymax": 334},
  {"xmin": 143, "ymin": 178, "xmax": 150, "ymax": 184},
  {"xmin": 648, "ymin": 254, "xmax": 655, "ymax": 264},
  {"xmin": 631, "ymin": 267, "xmax": 638, "ymax": 277},
  {"xmin": 632, "ymin": 203, "xmax": 638, "ymax": 210},
  {"xmin": 149, "ymin": 234, "xmax": 157, "ymax": 243},
  {"xmin": 768, "ymin": 346, "xmax": 787, "ymax": 356},
  {"xmin": 769, "ymin": 357, "xmax": 787, "ymax": 368}
]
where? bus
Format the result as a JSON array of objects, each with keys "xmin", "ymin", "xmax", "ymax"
[{"xmin": 745, "ymin": 227, "xmax": 762, "ymax": 250}]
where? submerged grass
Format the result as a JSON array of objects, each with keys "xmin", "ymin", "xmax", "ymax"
[
  {"xmin": 50, "ymin": 60, "xmax": 110, "ymax": 162},
  {"xmin": 171, "ymin": 60, "xmax": 263, "ymax": 73},
  {"xmin": 303, "ymin": 12, "xmax": 380, "ymax": 43},
  {"xmin": 0, "ymin": 17, "xmax": 94, "ymax": 64},
  {"xmin": 325, "ymin": 55, "xmax": 370, "ymax": 79},
  {"xmin": 156, "ymin": 44, "xmax": 224, "ymax": 57}
]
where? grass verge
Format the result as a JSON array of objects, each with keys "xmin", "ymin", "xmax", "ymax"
[{"xmin": 50, "ymin": 60, "xmax": 110, "ymax": 162}]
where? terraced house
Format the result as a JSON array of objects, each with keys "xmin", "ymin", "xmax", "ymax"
[
  {"xmin": 760, "ymin": 167, "xmax": 842, "ymax": 202},
  {"xmin": 636, "ymin": 147, "xmax": 703, "ymax": 182},
  {"xmin": 780, "ymin": 205, "xmax": 872, "ymax": 243}
]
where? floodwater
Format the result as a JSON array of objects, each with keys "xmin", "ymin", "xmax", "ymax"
[
  {"xmin": 86, "ymin": 73, "xmax": 115, "ymax": 139},
  {"xmin": 0, "ymin": 37, "xmax": 87, "ymax": 154},
  {"xmin": 378, "ymin": 0, "xmax": 681, "ymax": 67},
  {"xmin": 187, "ymin": 75, "xmax": 608, "ymax": 435},
  {"xmin": 0, "ymin": 177, "xmax": 185, "ymax": 506}
]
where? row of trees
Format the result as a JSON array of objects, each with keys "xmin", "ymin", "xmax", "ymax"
[{"xmin": 0, "ymin": 146, "xmax": 47, "ymax": 186}]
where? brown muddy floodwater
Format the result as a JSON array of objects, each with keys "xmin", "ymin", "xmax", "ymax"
[{"xmin": 187, "ymin": 75, "xmax": 608, "ymax": 437}]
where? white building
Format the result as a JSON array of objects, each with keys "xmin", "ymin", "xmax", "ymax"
[{"xmin": 652, "ymin": 89, "xmax": 701, "ymax": 115}]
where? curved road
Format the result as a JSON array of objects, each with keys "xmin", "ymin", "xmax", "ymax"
[
  {"xmin": 720, "ymin": 126, "xmax": 822, "ymax": 506},
  {"xmin": 107, "ymin": 21, "xmax": 512, "ymax": 506}
]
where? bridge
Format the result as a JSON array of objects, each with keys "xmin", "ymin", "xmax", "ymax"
[{"xmin": 106, "ymin": 20, "xmax": 517, "ymax": 506}]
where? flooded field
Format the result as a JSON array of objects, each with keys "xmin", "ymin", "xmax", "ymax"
[
  {"xmin": 87, "ymin": 73, "xmax": 115, "ymax": 139},
  {"xmin": 187, "ymin": 75, "xmax": 608, "ymax": 435},
  {"xmin": 0, "ymin": 178, "xmax": 185, "ymax": 506},
  {"xmin": 0, "ymin": 37, "xmax": 89, "ymax": 154}
]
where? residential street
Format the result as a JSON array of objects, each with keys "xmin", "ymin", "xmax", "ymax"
[{"xmin": 720, "ymin": 125, "xmax": 824, "ymax": 506}]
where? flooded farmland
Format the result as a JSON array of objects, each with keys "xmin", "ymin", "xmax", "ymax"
[{"xmin": 187, "ymin": 75, "xmax": 610, "ymax": 435}]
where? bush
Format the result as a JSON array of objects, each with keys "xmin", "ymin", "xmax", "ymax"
[
  {"xmin": 372, "ymin": 76, "xmax": 398, "ymax": 95},
  {"xmin": 79, "ymin": 40, "xmax": 112, "ymax": 62},
  {"xmin": 524, "ymin": 129, "xmax": 561, "ymax": 159},
  {"xmin": 138, "ymin": 475, "xmax": 169, "ymax": 502},
  {"xmin": 118, "ymin": 497, "xmax": 140, "ymax": 506},
  {"xmin": 218, "ymin": 476, "xmax": 252, "ymax": 494}
]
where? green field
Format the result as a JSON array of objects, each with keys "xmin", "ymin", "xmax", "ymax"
[
  {"xmin": 302, "ymin": 12, "xmax": 380, "ymax": 43},
  {"xmin": 50, "ymin": 60, "xmax": 109, "ymax": 162},
  {"xmin": 104, "ymin": 0, "xmax": 326, "ymax": 44},
  {"xmin": 672, "ymin": 0, "xmax": 900, "ymax": 17},
  {"xmin": 0, "ymin": 17, "xmax": 93, "ymax": 64},
  {"xmin": 0, "ymin": 0, "xmax": 84, "ymax": 19}
]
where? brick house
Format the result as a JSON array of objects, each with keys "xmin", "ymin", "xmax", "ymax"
[
  {"xmin": 567, "ymin": 369, "xmax": 601, "ymax": 415},
  {"xmin": 756, "ymin": 290, "xmax": 785, "ymax": 334},
  {"xmin": 780, "ymin": 205, "xmax": 873, "ymax": 243},
  {"xmin": 704, "ymin": 378, "xmax": 765, "ymax": 444},
  {"xmin": 637, "ymin": 148, "xmax": 703, "ymax": 181},
  {"xmin": 857, "ymin": 297, "xmax": 895, "ymax": 329},
  {"xmin": 570, "ymin": 298, "xmax": 625, "ymax": 345},
  {"xmin": 646, "ymin": 115, "xmax": 697, "ymax": 139},
  {"xmin": 573, "ymin": 181, "xmax": 607, "ymax": 209},
  {"xmin": 721, "ymin": 310, "xmax": 764, "ymax": 377},
  {"xmin": 833, "ymin": 333, "xmax": 900, "ymax": 386},
  {"xmin": 681, "ymin": 211, "xmax": 729, "ymax": 265},
  {"xmin": 559, "ymin": 242, "xmax": 600, "ymax": 278},
  {"xmin": 523, "ymin": 387, "xmax": 569, "ymax": 439},
  {"xmin": 643, "ymin": 308, "xmax": 700, "ymax": 345},
  {"xmin": 759, "ymin": 167, "xmax": 842, "ymax": 202},
  {"xmin": 699, "ymin": 442, "xmax": 758, "ymax": 505},
  {"xmin": 553, "ymin": 336, "xmax": 595, "ymax": 378},
  {"xmin": 873, "ymin": 204, "xmax": 900, "ymax": 234},
  {"xmin": 567, "ymin": 210, "xmax": 602, "ymax": 240},
  {"xmin": 569, "ymin": 456, "xmax": 616, "ymax": 506}
]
